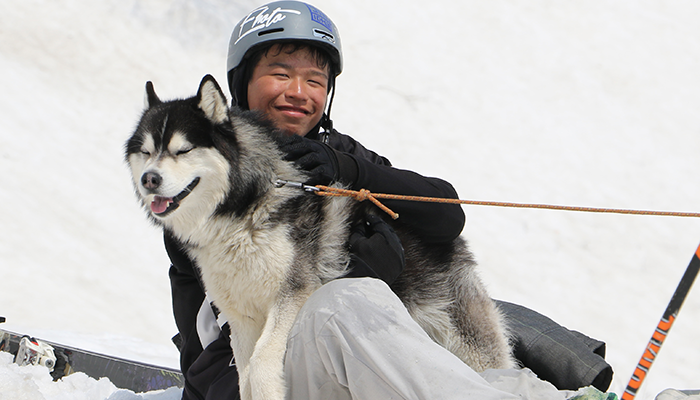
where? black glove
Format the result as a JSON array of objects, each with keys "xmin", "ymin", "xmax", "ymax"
[
  {"xmin": 279, "ymin": 135, "xmax": 358, "ymax": 186},
  {"xmin": 345, "ymin": 214, "xmax": 405, "ymax": 285}
]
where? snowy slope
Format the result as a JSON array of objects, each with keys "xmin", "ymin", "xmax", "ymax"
[{"xmin": 1, "ymin": 1, "xmax": 699, "ymax": 399}]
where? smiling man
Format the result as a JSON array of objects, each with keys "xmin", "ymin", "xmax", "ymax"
[{"xmin": 246, "ymin": 44, "xmax": 330, "ymax": 136}]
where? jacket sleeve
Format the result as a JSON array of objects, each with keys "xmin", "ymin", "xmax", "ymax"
[
  {"xmin": 327, "ymin": 130, "xmax": 466, "ymax": 243},
  {"xmin": 354, "ymin": 157, "xmax": 465, "ymax": 243},
  {"xmin": 165, "ymin": 233, "xmax": 206, "ymax": 374}
]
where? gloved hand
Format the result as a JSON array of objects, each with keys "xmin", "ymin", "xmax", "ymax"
[
  {"xmin": 345, "ymin": 213, "xmax": 405, "ymax": 285},
  {"xmin": 279, "ymin": 135, "xmax": 358, "ymax": 186}
]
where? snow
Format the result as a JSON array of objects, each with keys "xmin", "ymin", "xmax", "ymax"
[
  {"xmin": 0, "ymin": 350, "xmax": 182, "ymax": 400},
  {"xmin": 1, "ymin": 0, "xmax": 699, "ymax": 399}
]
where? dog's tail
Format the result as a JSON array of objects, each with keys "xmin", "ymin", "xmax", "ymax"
[{"xmin": 449, "ymin": 247, "xmax": 516, "ymax": 371}]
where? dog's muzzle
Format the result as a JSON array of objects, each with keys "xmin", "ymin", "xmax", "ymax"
[{"xmin": 142, "ymin": 175, "xmax": 201, "ymax": 217}]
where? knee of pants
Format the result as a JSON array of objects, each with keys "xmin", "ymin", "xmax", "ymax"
[
  {"xmin": 302, "ymin": 277, "xmax": 399, "ymax": 317},
  {"xmin": 290, "ymin": 277, "xmax": 414, "ymax": 342}
]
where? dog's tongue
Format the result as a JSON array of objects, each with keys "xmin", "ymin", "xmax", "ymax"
[{"xmin": 151, "ymin": 196, "xmax": 173, "ymax": 214}]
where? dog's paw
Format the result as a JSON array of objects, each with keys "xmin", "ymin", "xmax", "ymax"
[
  {"xmin": 238, "ymin": 365, "xmax": 253, "ymax": 400},
  {"xmin": 250, "ymin": 379, "xmax": 286, "ymax": 400},
  {"xmin": 249, "ymin": 364, "xmax": 286, "ymax": 400}
]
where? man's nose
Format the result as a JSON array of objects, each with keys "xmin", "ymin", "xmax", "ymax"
[{"xmin": 285, "ymin": 77, "xmax": 307, "ymax": 100}]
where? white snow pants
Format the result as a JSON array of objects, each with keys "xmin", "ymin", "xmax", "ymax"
[{"xmin": 284, "ymin": 278, "xmax": 574, "ymax": 400}]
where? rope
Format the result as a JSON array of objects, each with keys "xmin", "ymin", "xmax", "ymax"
[
  {"xmin": 314, "ymin": 185, "xmax": 700, "ymax": 220},
  {"xmin": 315, "ymin": 186, "xmax": 400, "ymax": 219}
]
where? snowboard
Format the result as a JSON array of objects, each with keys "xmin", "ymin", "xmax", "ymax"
[{"xmin": 0, "ymin": 323, "xmax": 184, "ymax": 393}]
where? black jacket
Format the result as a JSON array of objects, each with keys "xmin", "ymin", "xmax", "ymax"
[{"xmin": 167, "ymin": 128, "xmax": 465, "ymax": 400}]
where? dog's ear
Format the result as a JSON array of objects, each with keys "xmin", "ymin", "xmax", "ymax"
[
  {"xmin": 144, "ymin": 81, "xmax": 161, "ymax": 109},
  {"xmin": 197, "ymin": 74, "xmax": 229, "ymax": 124}
]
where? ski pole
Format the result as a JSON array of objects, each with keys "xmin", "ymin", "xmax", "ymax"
[{"xmin": 622, "ymin": 242, "xmax": 700, "ymax": 400}]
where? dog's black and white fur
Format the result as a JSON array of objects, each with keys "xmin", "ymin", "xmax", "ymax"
[{"xmin": 126, "ymin": 75, "xmax": 514, "ymax": 400}]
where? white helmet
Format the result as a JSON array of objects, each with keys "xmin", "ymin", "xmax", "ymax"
[{"xmin": 226, "ymin": 1, "xmax": 343, "ymax": 109}]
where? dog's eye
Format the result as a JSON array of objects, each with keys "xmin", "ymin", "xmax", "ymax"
[
  {"xmin": 140, "ymin": 149, "xmax": 151, "ymax": 156},
  {"xmin": 177, "ymin": 147, "xmax": 193, "ymax": 155}
]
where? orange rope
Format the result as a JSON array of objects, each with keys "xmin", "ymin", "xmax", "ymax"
[
  {"xmin": 314, "ymin": 185, "xmax": 700, "ymax": 220},
  {"xmin": 315, "ymin": 186, "xmax": 400, "ymax": 219}
]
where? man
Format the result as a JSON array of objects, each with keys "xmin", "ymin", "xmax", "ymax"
[{"xmin": 166, "ymin": 2, "xmax": 612, "ymax": 399}]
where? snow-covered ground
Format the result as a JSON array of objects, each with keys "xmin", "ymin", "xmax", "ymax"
[{"xmin": 1, "ymin": 1, "xmax": 699, "ymax": 399}]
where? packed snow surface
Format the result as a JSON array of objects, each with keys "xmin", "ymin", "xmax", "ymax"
[{"xmin": 1, "ymin": 1, "xmax": 699, "ymax": 399}]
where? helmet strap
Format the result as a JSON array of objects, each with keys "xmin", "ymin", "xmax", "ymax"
[{"xmin": 321, "ymin": 78, "xmax": 336, "ymax": 133}]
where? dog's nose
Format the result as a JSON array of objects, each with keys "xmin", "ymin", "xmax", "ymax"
[{"xmin": 141, "ymin": 172, "xmax": 162, "ymax": 190}]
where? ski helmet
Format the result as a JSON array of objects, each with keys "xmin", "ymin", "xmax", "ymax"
[{"xmin": 226, "ymin": 1, "xmax": 343, "ymax": 109}]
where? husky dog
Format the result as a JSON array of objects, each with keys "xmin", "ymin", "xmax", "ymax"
[{"xmin": 126, "ymin": 75, "xmax": 513, "ymax": 400}]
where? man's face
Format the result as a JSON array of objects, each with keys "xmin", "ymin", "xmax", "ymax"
[{"xmin": 247, "ymin": 45, "xmax": 330, "ymax": 136}]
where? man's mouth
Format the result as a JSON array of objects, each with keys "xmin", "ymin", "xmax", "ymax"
[
  {"xmin": 276, "ymin": 105, "xmax": 309, "ymax": 116},
  {"xmin": 150, "ymin": 178, "xmax": 200, "ymax": 217}
]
